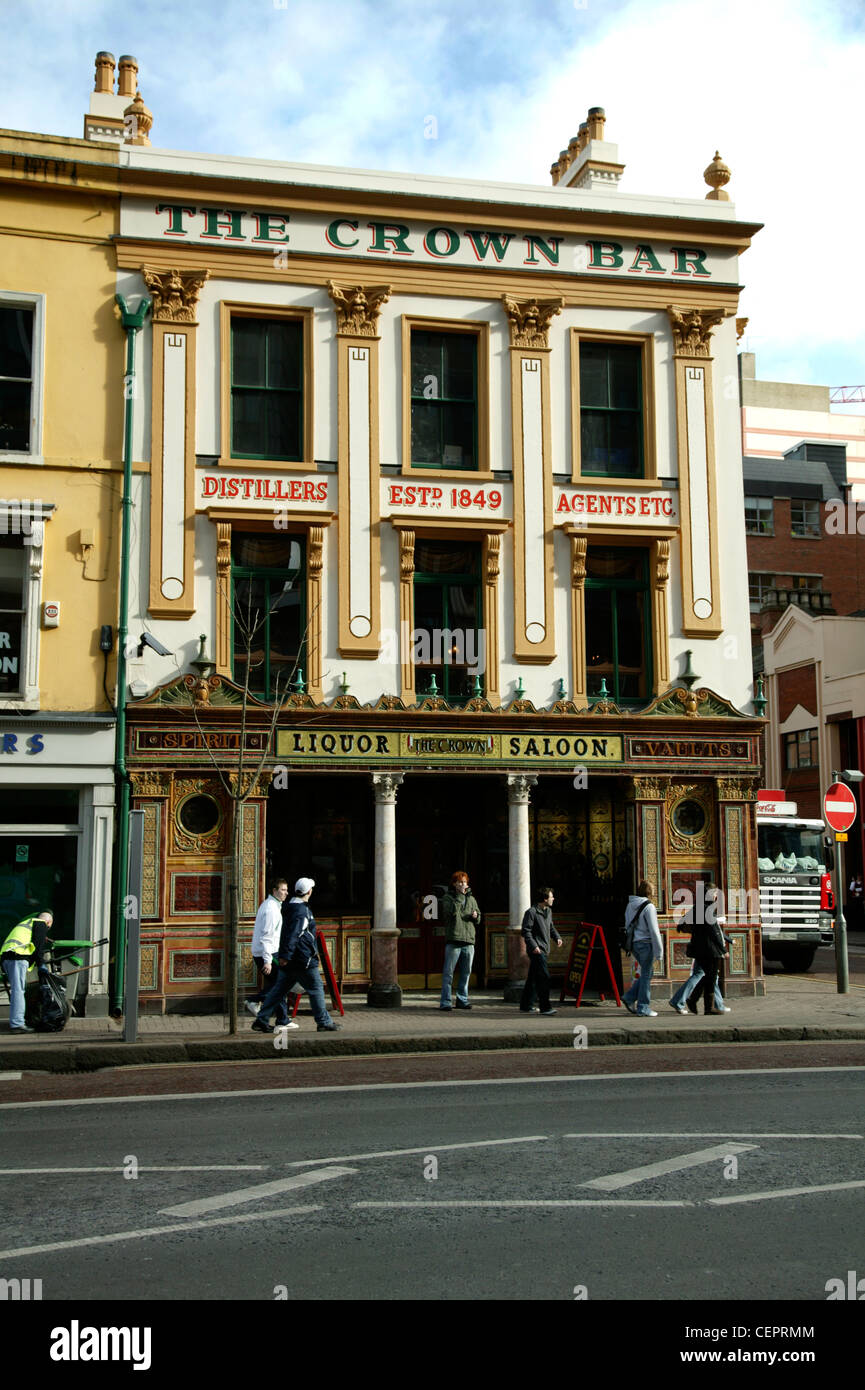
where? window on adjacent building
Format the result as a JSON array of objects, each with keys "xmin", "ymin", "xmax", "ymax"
[
  {"xmin": 745, "ymin": 496, "xmax": 774, "ymax": 535},
  {"xmin": 413, "ymin": 540, "xmax": 482, "ymax": 703},
  {"xmin": 410, "ymin": 330, "xmax": 478, "ymax": 470},
  {"xmin": 585, "ymin": 546, "xmax": 650, "ymax": 703},
  {"xmin": 0, "ymin": 303, "xmax": 35, "ymax": 455},
  {"xmin": 230, "ymin": 317, "xmax": 303, "ymax": 461},
  {"xmin": 784, "ymin": 728, "xmax": 818, "ymax": 769},
  {"xmin": 230, "ymin": 533, "xmax": 305, "ymax": 699},
  {"xmin": 579, "ymin": 341, "xmax": 643, "ymax": 478},
  {"xmin": 790, "ymin": 574, "xmax": 822, "ymax": 591},
  {"xmin": 0, "ymin": 534, "xmax": 25, "ymax": 695},
  {"xmin": 790, "ymin": 499, "xmax": 820, "ymax": 538},
  {"xmin": 748, "ymin": 572, "xmax": 774, "ymax": 610}
]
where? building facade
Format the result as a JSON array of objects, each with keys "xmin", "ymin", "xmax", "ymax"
[
  {"xmin": 5, "ymin": 55, "xmax": 768, "ymax": 1011},
  {"xmin": 0, "ymin": 115, "xmax": 125, "ymax": 1010}
]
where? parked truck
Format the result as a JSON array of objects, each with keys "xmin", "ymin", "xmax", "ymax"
[{"xmin": 756, "ymin": 790, "xmax": 834, "ymax": 971}]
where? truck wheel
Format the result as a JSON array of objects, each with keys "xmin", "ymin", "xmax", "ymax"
[{"xmin": 779, "ymin": 948, "xmax": 817, "ymax": 972}]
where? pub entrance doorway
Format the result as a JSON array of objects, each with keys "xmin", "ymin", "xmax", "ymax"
[{"xmin": 396, "ymin": 774, "xmax": 507, "ymax": 989}]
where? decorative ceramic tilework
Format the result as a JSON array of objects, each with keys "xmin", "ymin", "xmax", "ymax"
[
  {"xmin": 240, "ymin": 943, "xmax": 255, "ymax": 987},
  {"xmin": 727, "ymin": 931, "xmax": 748, "ymax": 975},
  {"xmin": 489, "ymin": 930, "xmax": 508, "ymax": 970},
  {"xmin": 725, "ymin": 804, "xmax": 744, "ymax": 893},
  {"xmin": 170, "ymin": 873, "xmax": 223, "ymax": 915},
  {"xmin": 139, "ymin": 945, "xmax": 158, "ymax": 990},
  {"xmin": 670, "ymin": 937, "xmax": 692, "ymax": 971},
  {"xmin": 641, "ymin": 804, "xmax": 662, "ymax": 904},
  {"xmin": 169, "ymin": 950, "xmax": 224, "ymax": 982},
  {"xmin": 345, "ymin": 935, "xmax": 367, "ymax": 974},
  {"xmin": 239, "ymin": 801, "xmax": 260, "ymax": 917},
  {"xmin": 141, "ymin": 803, "xmax": 161, "ymax": 919}
]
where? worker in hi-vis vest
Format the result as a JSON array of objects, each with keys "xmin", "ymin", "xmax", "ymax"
[{"xmin": 1, "ymin": 911, "xmax": 53, "ymax": 1033}]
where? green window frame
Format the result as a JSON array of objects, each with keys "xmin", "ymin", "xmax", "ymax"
[
  {"xmin": 230, "ymin": 533, "xmax": 306, "ymax": 699},
  {"xmin": 230, "ymin": 316, "xmax": 303, "ymax": 462},
  {"xmin": 584, "ymin": 546, "xmax": 651, "ymax": 704},
  {"xmin": 579, "ymin": 341, "xmax": 644, "ymax": 478},
  {"xmin": 413, "ymin": 540, "xmax": 483, "ymax": 704},
  {"xmin": 410, "ymin": 329, "xmax": 478, "ymax": 470}
]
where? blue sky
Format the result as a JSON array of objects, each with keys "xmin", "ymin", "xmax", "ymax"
[{"xmin": 1, "ymin": 0, "xmax": 863, "ymax": 404}]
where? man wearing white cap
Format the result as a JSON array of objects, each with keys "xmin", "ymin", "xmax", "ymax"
[{"xmin": 252, "ymin": 877, "xmax": 340, "ymax": 1033}]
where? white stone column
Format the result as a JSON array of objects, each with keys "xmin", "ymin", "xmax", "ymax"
[
  {"xmin": 368, "ymin": 772, "xmax": 404, "ymax": 1008},
  {"xmin": 505, "ymin": 773, "xmax": 537, "ymax": 1001}
]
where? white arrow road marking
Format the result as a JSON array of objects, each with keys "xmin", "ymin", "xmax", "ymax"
[
  {"xmin": 0, "ymin": 1205, "xmax": 322, "ymax": 1262},
  {"xmin": 289, "ymin": 1135, "xmax": 549, "ymax": 1166},
  {"xmin": 355, "ymin": 1199, "xmax": 694, "ymax": 1209},
  {"xmin": 0, "ymin": 1073, "xmax": 22, "ymax": 1081},
  {"xmin": 582, "ymin": 1142, "xmax": 757, "ymax": 1191},
  {"xmin": 709, "ymin": 1178, "xmax": 865, "ymax": 1205},
  {"xmin": 158, "ymin": 1164, "xmax": 356, "ymax": 1217},
  {"xmin": 564, "ymin": 1132, "xmax": 864, "ymax": 1140}
]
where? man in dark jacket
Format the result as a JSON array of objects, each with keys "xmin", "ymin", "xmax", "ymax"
[
  {"xmin": 439, "ymin": 871, "xmax": 480, "ymax": 1011},
  {"xmin": 251, "ymin": 878, "xmax": 339, "ymax": 1033},
  {"xmin": 683, "ymin": 884, "xmax": 727, "ymax": 1016},
  {"xmin": 519, "ymin": 888, "xmax": 562, "ymax": 1016}
]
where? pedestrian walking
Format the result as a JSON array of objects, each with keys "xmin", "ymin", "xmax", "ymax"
[
  {"xmin": 251, "ymin": 878, "xmax": 340, "ymax": 1033},
  {"xmin": 669, "ymin": 959, "xmax": 730, "ymax": 1015},
  {"xmin": 439, "ymin": 871, "xmax": 480, "ymax": 1011},
  {"xmin": 246, "ymin": 877, "xmax": 298, "ymax": 1030},
  {"xmin": 1, "ymin": 910, "xmax": 53, "ymax": 1033},
  {"xmin": 519, "ymin": 887, "xmax": 562, "ymax": 1016},
  {"xmin": 621, "ymin": 880, "xmax": 663, "ymax": 1017},
  {"xmin": 681, "ymin": 884, "xmax": 727, "ymax": 1016}
]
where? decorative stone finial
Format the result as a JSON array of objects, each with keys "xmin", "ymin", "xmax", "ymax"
[
  {"xmin": 124, "ymin": 91, "xmax": 153, "ymax": 146},
  {"xmin": 704, "ymin": 150, "xmax": 731, "ymax": 201}
]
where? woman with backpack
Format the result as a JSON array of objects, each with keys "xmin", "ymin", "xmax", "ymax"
[{"xmin": 621, "ymin": 880, "xmax": 664, "ymax": 1017}]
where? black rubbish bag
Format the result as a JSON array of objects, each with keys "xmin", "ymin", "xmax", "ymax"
[{"xmin": 28, "ymin": 972, "xmax": 71, "ymax": 1033}]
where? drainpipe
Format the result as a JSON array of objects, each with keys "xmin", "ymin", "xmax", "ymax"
[{"xmin": 112, "ymin": 294, "xmax": 151, "ymax": 1016}]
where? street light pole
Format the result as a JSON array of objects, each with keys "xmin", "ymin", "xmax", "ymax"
[{"xmin": 112, "ymin": 294, "xmax": 151, "ymax": 1018}]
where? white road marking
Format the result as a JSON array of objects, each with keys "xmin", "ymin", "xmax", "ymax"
[
  {"xmin": 565, "ymin": 1132, "xmax": 864, "ymax": 1141},
  {"xmin": 288, "ymin": 1135, "xmax": 548, "ymax": 1166},
  {"xmin": 582, "ymin": 1142, "xmax": 757, "ymax": 1191},
  {"xmin": 709, "ymin": 1179, "xmax": 865, "ymax": 1205},
  {"xmin": 0, "ymin": 1205, "xmax": 322, "ymax": 1262},
  {"xmin": 0, "ymin": 1072, "xmax": 22, "ymax": 1081},
  {"xmin": 0, "ymin": 1165, "xmax": 266, "ymax": 1174},
  {"xmin": 2, "ymin": 1065, "xmax": 864, "ymax": 1111},
  {"xmin": 158, "ymin": 1165, "xmax": 356, "ymax": 1217},
  {"xmin": 355, "ymin": 1199, "xmax": 695, "ymax": 1209}
]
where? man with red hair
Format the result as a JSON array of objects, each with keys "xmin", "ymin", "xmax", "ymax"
[{"xmin": 439, "ymin": 871, "xmax": 480, "ymax": 1011}]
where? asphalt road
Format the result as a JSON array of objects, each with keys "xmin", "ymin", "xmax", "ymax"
[{"xmin": 2, "ymin": 1061, "xmax": 863, "ymax": 1304}]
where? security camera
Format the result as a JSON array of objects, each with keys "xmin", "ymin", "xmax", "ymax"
[{"xmin": 137, "ymin": 632, "xmax": 172, "ymax": 658}]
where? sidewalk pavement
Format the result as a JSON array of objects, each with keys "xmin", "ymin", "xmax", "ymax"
[{"xmin": 2, "ymin": 967, "xmax": 865, "ymax": 1072}]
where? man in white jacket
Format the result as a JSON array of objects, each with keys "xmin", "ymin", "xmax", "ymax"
[
  {"xmin": 621, "ymin": 879, "xmax": 664, "ymax": 1018},
  {"xmin": 246, "ymin": 878, "xmax": 298, "ymax": 1030}
]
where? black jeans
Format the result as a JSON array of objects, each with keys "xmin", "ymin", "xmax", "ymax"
[
  {"xmin": 251, "ymin": 955, "xmax": 288, "ymax": 1024},
  {"xmin": 520, "ymin": 952, "xmax": 551, "ymax": 1012},
  {"xmin": 691, "ymin": 954, "xmax": 720, "ymax": 1013}
]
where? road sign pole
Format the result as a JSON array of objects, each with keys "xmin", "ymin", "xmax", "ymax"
[{"xmin": 833, "ymin": 835, "xmax": 849, "ymax": 994}]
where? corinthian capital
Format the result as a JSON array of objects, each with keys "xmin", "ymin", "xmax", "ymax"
[
  {"xmin": 141, "ymin": 267, "xmax": 209, "ymax": 323},
  {"xmin": 502, "ymin": 295, "xmax": 563, "ymax": 350},
  {"xmin": 327, "ymin": 281, "xmax": 391, "ymax": 337},
  {"xmin": 666, "ymin": 305, "xmax": 731, "ymax": 358}
]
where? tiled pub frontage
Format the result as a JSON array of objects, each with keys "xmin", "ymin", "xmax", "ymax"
[{"xmin": 126, "ymin": 681, "xmax": 765, "ymax": 1012}]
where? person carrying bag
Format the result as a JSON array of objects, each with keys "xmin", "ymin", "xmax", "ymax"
[{"xmin": 621, "ymin": 880, "xmax": 664, "ymax": 1017}]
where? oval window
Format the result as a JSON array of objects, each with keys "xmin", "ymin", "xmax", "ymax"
[
  {"xmin": 671, "ymin": 799, "xmax": 706, "ymax": 838},
  {"xmin": 178, "ymin": 794, "xmax": 220, "ymax": 836}
]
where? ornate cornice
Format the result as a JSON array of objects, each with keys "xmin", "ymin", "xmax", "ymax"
[
  {"xmin": 327, "ymin": 281, "xmax": 391, "ymax": 337},
  {"xmin": 502, "ymin": 295, "xmax": 563, "ymax": 350},
  {"xmin": 717, "ymin": 777, "xmax": 759, "ymax": 802},
  {"xmin": 631, "ymin": 776, "xmax": 670, "ymax": 800},
  {"xmin": 130, "ymin": 770, "xmax": 171, "ymax": 797},
  {"xmin": 141, "ymin": 267, "xmax": 209, "ymax": 323},
  {"xmin": 666, "ymin": 305, "xmax": 731, "ymax": 358}
]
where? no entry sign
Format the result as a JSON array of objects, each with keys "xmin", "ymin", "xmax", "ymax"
[{"xmin": 824, "ymin": 783, "xmax": 858, "ymax": 834}]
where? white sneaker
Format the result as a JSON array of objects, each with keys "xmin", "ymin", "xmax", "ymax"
[
  {"xmin": 273, "ymin": 1020, "xmax": 300, "ymax": 1031},
  {"xmin": 245, "ymin": 1000, "xmax": 261, "ymax": 1017},
  {"xmin": 638, "ymin": 1010, "xmax": 658, "ymax": 1017}
]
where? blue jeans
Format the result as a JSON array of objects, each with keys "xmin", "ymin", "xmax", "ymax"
[
  {"xmin": 671, "ymin": 961, "xmax": 724, "ymax": 1010},
  {"xmin": 252, "ymin": 956, "xmax": 288, "ymax": 1024},
  {"xmin": 2, "ymin": 958, "xmax": 29, "ymax": 1029},
  {"xmin": 257, "ymin": 959, "xmax": 332, "ymax": 1027},
  {"xmin": 441, "ymin": 944, "xmax": 473, "ymax": 1006},
  {"xmin": 622, "ymin": 940, "xmax": 657, "ymax": 1015}
]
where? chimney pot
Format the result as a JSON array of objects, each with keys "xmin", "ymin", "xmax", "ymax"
[
  {"xmin": 117, "ymin": 55, "xmax": 139, "ymax": 98},
  {"xmin": 94, "ymin": 51, "xmax": 115, "ymax": 94}
]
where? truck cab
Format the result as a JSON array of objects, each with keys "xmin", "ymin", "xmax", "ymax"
[{"xmin": 756, "ymin": 791, "xmax": 833, "ymax": 972}]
